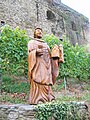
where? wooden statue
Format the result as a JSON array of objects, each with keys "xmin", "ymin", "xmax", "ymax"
[{"xmin": 28, "ymin": 28, "xmax": 64, "ymax": 104}]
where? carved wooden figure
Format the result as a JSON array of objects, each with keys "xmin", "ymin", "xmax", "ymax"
[{"xmin": 28, "ymin": 28, "xmax": 64, "ymax": 104}]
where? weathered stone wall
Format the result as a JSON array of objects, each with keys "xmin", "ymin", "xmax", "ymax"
[
  {"xmin": 0, "ymin": 102, "xmax": 90, "ymax": 120},
  {"xmin": 0, "ymin": 104, "xmax": 36, "ymax": 120},
  {"xmin": 0, "ymin": 0, "xmax": 89, "ymax": 46}
]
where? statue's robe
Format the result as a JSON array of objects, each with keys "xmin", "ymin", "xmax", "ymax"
[
  {"xmin": 51, "ymin": 44, "xmax": 64, "ymax": 84},
  {"xmin": 28, "ymin": 39, "xmax": 64, "ymax": 104}
]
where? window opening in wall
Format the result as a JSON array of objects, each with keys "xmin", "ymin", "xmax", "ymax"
[
  {"xmin": 76, "ymin": 32, "xmax": 79, "ymax": 39},
  {"xmin": 71, "ymin": 21, "xmax": 76, "ymax": 31},
  {"xmin": 47, "ymin": 10, "xmax": 56, "ymax": 21},
  {"xmin": 1, "ymin": 21, "xmax": 5, "ymax": 26},
  {"xmin": 36, "ymin": 2, "xmax": 39, "ymax": 21},
  {"xmin": 82, "ymin": 27, "xmax": 86, "ymax": 39}
]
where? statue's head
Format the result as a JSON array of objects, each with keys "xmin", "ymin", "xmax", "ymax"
[{"xmin": 34, "ymin": 27, "xmax": 42, "ymax": 39}]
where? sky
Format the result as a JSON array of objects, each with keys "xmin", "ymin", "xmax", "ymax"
[{"xmin": 61, "ymin": 0, "xmax": 90, "ymax": 22}]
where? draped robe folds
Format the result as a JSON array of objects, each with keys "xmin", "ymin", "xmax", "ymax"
[
  {"xmin": 28, "ymin": 39, "xmax": 63, "ymax": 104},
  {"xmin": 51, "ymin": 44, "xmax": 64, "ymax": 84}
]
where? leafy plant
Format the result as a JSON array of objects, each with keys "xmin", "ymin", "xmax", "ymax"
[
  {"xmin": 43, "ymin": 34, "xmax": 90, "ymax": 81},
  {"xmin": 35, "ymin": 101, "xmax": 84, "ymax": 120},
  {"xmin": 43, "ymin": 34, "xmax": 61, "ymax": 50},
  {"xmin": 0, "ymin": 25, "xmax": 29, "ymax": 75},
  {"xmin": 0, "ymin": 25, "xmax": 90, "ymax": 81}
]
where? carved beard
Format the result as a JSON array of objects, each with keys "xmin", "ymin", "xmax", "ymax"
[
  {"xmin": 37, "ymin": 36, "xmax": 42, "ymax": 39},
  {"xmin": 34, "ymin": 34, "xmax": 42, "ymax": 39}
]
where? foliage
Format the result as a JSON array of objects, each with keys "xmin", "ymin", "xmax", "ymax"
[
  {"xmin": 43, "ymin": 34, "xmax": 61, "ymax": 50},
  {"xmin": 60, "ymin": 41, "xmax": 89, "ymax": 80},
  {"xmin": 0, "ymin": 25, "xmax": 29, "ymax": 75},
  {"xmin": 1, "ymin": 82, "xmax": 29, "ymax": 93},
  {"xmin": 1, "ymin": 75, "xmax": 29, "ymax": 103},
  {"xmin": 0, "ymin": 25, "xmax": 90, "ymax": 81},
  {"xmin": 0, "ymin": 94, "xmax": 27, "ymax": 104},
  {"xmin": 35, "ymin": 101, "xmax": 83, "ymax": 120},
  {"xmin": 43, "ymin": 35, "xmax": 90, "ymax": 81},
  {"xmin": 1, "ymin": 75, "xmax": 29, "ymax": 93}
]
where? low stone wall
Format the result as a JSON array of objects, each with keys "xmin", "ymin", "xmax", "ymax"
[
  {"xmin": 0, "ymin": 104, "xmax": 36, "ymax": 120},
  {"xmin": 0, "ymin": 102, "xmax": 90, "ymax": 120}
]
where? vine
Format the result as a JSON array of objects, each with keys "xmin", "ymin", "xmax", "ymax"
[
  {"xmin": 0, "ymin": 25, "xmax": 29, "ymax": 75},
  {"xmin": 44, "ymin": 34, "xmax": 90, "ymax": 81},
  {"xmin": 35, "ymin": 101, "xmax": 84, "ymax": 120},
  {"xmin": 0, "ymin": 25, "xmax": 90, "ymax": 80}
]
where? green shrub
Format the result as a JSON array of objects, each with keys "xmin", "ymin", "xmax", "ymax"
[
  {"xmin": 0, "ymin": 25, "xmax": 90, "ymax": 81},
  {"xmin": 43, "ymin": 34, "xmax": 61, "ymax": 50},
  {"xmin": 0, "ymin": 25, "xmax": 29, "ymax": 75},
  {"xmin": 35, "ymin": 102, "xmax": 84, "ymax": 120},
  {"xmin": 43, "ymin": 35, "xmax": 90, "ymax": 81}
]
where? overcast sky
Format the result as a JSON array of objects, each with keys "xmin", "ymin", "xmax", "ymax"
[{"xmin": 61, "ymin": 0, "xmax": 90, "ymax": 22}]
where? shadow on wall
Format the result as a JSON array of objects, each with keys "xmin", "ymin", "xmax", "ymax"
[
  {"xmin": 0, "ymin": 21, "xmax": 5, "ymax": 27},
  {"xmin": 87, "ymin": 23, "xmax": 90, "ymax": 52}
]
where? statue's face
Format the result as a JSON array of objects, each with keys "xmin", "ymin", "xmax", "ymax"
[{"xmin": 34, "ymin": 29, "xmax": 42, "ymax": 39}]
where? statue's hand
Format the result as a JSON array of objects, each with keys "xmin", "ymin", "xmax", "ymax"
[{"xmin": 36, "ymin": 48, "xmax": 43, "ymax": 55}]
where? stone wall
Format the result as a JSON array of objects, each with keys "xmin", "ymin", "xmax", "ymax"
[
  {"xmin": 0, "ymin": 102, "xmax": 90, "ymax": 120},
  {"xmin": 0, "ymin": 104, "xmax": 36, "ymax": 120},
  {"xmin": 0, "ymin": 0, "xmax": 89, "ymax": 46}
]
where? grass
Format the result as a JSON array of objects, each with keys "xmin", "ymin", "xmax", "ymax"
[
  {"xmin": 0, "ymin": 90, "xmax": 90, "ymax": 104},
  {"xmin": 52, "ymin": 82, "xmax": 65, "ymax": 91},
  {"xmin": 0, "ymin": 75, "xmax": 90, "ymax": 104},
  {"xmin": 1, "ymin": 75, "xmax": 30, "ymax": 94},
  {"xmin": 84, "ymin": 85, "xmax": 90, "ymax": 90},
  {"xmin": 1, "ymin": 82, "xmax": 30, "ymax": 93},
  {"xmin": 0, "ymin": 93, "xmax": 28, "ymax": 104},
  {"xmin": 56, "ymin": 93, "xmax": 90, "ymax": 102},
  {"xmin": 82, "ymin": 93, "xmax": 90, "ymax": 101}
]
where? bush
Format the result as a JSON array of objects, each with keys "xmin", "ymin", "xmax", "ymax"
[
  {"xmin": 43, "ymin": 34, "xmax": 90, "ymax": 81},
  {"xmin": 35, "ymin": 101, "xmax": 85, "ymax": 120},
  {"xmin": 0, "ymin": 25, "xmax": 90, "ymax": 81},
  {"xmin": 0, "ymin": 25, "xmax": 29, "ymax": 75}
]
